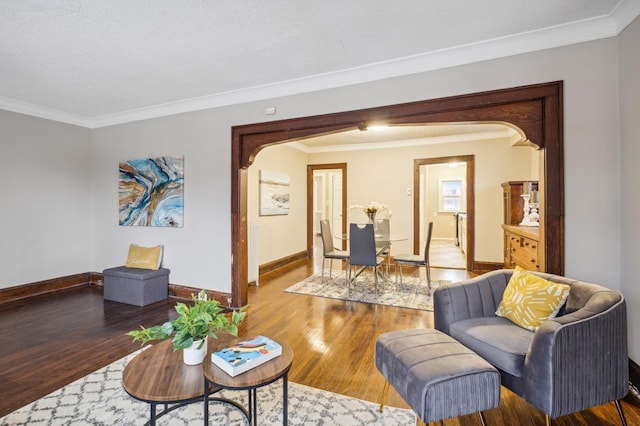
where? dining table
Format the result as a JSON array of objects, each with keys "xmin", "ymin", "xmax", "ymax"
[{"xmin": 336, "ymin": 232, "xmax": 407, "ymax": 283}]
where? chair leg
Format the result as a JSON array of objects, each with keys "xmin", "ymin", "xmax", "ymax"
[
  {"xmin": 385, "ymin": 252, "xmax": 390, "ymax": 278},
  {"xmin": 329, "ymin": 258, "xmax": 333, "ymax": 279},
  {"xmin": 379, "ymin": 381, "xmax": 390, "ymax": 412},
  {"xmin": 374, "ymin": 266, "xmax": 378, "ymax": 294},
  {"xmin": 394, "ymin": 263, "xmax": 400, "ymax": 289},
  {"xmin": 321, "ymin": 258, "xmax": 326, "ymax": 284},
  {"xmin": 478, "ymin": 411, "xmax": 488, "ymax": 426},
  {"xmin": 615, "ymin": 399, "xmax": 627, "ymax": 426},
  {"xmin": 545, "ymin": 414, "xmax": 552, "ymax": 426}
]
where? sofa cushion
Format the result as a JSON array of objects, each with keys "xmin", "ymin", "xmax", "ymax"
[
  {"xmin": 495, "ymin": 266, "xmax": 570, "ymax": 331},
  {"xmin": 449, "ymin": 316, "xmax": 534, "ymax": 378}
]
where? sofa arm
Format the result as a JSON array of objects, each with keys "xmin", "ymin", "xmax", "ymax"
[
  {"xmin": 434, "ymin": 269, "xmax": 512, "ymax": 334},
  {"xmin": 524, "ymin": 298, "xmax": 628, "ymax": 418}
]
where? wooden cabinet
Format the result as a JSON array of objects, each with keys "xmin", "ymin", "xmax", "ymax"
[
  {"xmin": 502, "ymin": 225, "xmax": 540, "ymax": 271},
  {"xmin": 502, "ymin": 181, "xmax": 538, "ymax": 225}
]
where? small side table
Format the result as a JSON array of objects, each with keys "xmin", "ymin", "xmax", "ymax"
[
  {"xmin": 202, "ymin": 340, "xmax": 294, "ymax": 426},
  {"xmin": 122, "ymin": 339, "xmax": 204, "ymax": 426}
]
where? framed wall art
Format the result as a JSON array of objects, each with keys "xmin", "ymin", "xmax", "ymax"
[
  {"xmin": 259, "ymin": 170, "xmax": 290, "ymax": 216},
  {"xmin": 119, "ymin": 155, "xmax": 184, "ymax": 227}
]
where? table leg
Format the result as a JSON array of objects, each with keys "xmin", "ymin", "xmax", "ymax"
[
  {"xmin": 283, "ymin": 373, "xmax": 288, "ymax": 426},
  {"xmin": 204, "ymin": 379, "xmax": 209, "ymax": 426},
  {"xmin": 251, "ymin": 388, "xmax": 258, "ymax": 425},
  {"xmin": 150, "ymin": 402, "xmax": 156, "ymax": 426}
]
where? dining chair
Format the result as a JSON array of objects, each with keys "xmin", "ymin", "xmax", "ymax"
[
  {"xmin": 349, "ymin": 223, "xmax": 386, "ymax": 294},
  {"xmin": 319, "ymin": 220, "xmax": 350, "ymax": 284},
  {"xmin": 374, "ymin": 218, "xmax": 391, "ymax": 278},
  {"xmin": 394, "ymin": 221, "xmax": 433, "ymax": 291}
]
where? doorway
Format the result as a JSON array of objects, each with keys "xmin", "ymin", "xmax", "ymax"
[
  {"xmin": 231, "ymin": 81, "xmax": 563, "ymax": 307},
  {"xmin": 415, "ymin": 156, "xmax": 473, "ymax": 270},
  {"xmin": 307, "ymin": 163, "xmax": 347, "ymax": 254}
]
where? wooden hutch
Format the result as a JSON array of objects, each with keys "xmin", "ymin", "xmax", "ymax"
[{"xmin": 501, "ymin": 181, "xmax": 543, "ymax": 272}]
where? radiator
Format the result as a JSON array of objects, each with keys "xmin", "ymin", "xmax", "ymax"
[{"xmin": 248, "ymin": 223, "xmax": 259, "ymax": 286}]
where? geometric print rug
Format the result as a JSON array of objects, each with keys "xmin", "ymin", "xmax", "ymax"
[
  {"xmin": 284, "ymin": 270, "xmax": 449, "ymax": 311},
  {"xmin": 0, "ymin": 349, "xmax": 415, "ymax": 426}
]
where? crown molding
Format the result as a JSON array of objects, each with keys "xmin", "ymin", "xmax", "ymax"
[
  {"xmin": 0, "ymin": 96, "xmax": 90, "ymax": 128},
  {"xmin": 1, "ymin": 5, "xmax": 637, "ymax": 129},
  {"xmin": 612, "ymin": 0, "xmax": 640, "ymax": 32}
]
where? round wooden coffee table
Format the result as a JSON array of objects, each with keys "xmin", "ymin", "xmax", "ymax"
[
  {"xmin": 122, "ymin": 339, "xmax": 206, "ymax": 425},
  {"xmin": 203, "ymin": 339, "xmax": 294, "ymax": 426}
]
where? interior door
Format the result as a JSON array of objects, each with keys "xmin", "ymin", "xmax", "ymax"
[
  {"xmin": 313, "ymin": 174, "xmax": 324, "ymax": 235},
  {"xmin": 330, "ymin": 172, "xmax": 343, "ymax": 246}
]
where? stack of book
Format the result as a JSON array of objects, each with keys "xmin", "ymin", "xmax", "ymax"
[{"xmin": 211, "ymin": 335, "xmax": 282, "ymax": 377}]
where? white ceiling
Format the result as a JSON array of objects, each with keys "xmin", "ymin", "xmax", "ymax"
[{"xmin": 1, "ymin": 0, "xmax": 639, "ymax": 129}]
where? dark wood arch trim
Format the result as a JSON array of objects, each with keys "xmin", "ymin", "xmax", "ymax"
[
  {"xmin": 231, "ymin": 81, "xmax": 563, "ymax": 307},
  {"xmin": 414, "ymin": 155, "xmax": 475, "ymax": 271}
]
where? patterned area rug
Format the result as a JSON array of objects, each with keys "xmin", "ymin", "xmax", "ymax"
[
  {"xmin": 0, "ymin": 349, "xmax": 414, "ymax": 426},
  {"xmin": 284, "ymin": 271, "xmax": 449, "ymax": 311}
]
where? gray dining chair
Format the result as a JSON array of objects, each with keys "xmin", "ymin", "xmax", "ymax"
[
  {"xmin": 394, "ymin": 221, "xmax": 433, "ymax": 291},
  {"xmin": 319, "ymin": 220, "xmax": 349, "ymax": 283},
  {"xmin": 349, "ymin": 223, "xmax": 386, "ymax": 294}
]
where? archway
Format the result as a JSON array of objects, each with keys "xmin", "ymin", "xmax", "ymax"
[{"xmin": 231, "ymin": 81, "xmax": 563, "ymax": 307}]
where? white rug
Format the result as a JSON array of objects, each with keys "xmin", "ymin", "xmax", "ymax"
[
  {"xmin": 284, "ymin": 271, "xmax": 447, "ymax": 311},
  {"xmin": 0, "ymin": 349, "xmax": 414, "ymax": 426}
]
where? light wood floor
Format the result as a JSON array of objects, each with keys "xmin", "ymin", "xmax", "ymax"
[
  {"xmin": 1, "ymin": 261, "xmax": 639, "ymax": 425},
  {"xmin": 429, "ymin": 239, "xmax": 466, "ymax": 269}
]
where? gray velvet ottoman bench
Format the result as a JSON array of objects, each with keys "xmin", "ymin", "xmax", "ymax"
[
  {"xmin": 375, "ymin": 328, "xmax": 500, "ymax": 426},
  {"xmin": 103, "ymin": 266, "xmax": 169, "ymax": 306}
]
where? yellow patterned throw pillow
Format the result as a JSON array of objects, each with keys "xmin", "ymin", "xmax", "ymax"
[
  {"xmin": 496, "ymin": 267, "xmax": 570, "ymax": 331},
  {"xmin": 125, "ymin": 244, "xmax": 163, "ymax": 270}
]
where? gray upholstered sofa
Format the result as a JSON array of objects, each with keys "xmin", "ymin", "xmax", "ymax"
[{"xmin": 433, "ymin": 269, "xmax": 628, "ymax": 423}]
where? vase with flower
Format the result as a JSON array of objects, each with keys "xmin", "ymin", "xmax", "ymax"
[{"xmin": 349, "ymin": 202, "xmax": 391, "ymax": 223}]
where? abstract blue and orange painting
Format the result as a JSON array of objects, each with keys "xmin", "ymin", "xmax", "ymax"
[{"xmin": 119, "ymin": 155, "xmax": 184, "ymax": 227}]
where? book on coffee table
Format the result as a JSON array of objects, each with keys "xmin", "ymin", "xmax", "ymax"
[{"xmin": 211, "ymin": 335, "xmax": 282, "ymax": 377}]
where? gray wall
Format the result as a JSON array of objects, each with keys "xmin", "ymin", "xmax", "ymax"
[
  {"xmin": 620, "ymin": 15, "xmax": 640, "ymax": 367},
  {"xmin": 0, "ymin": 110, "xmax": 91, "ymax": 287}
]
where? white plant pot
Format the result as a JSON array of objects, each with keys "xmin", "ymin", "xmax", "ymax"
[{"xmin": 183, "ymin": 339, "xmax": 207, "ymax": 365}]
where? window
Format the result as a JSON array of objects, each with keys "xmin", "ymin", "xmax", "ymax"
[{"xmin": 440, "ymin": 179, "xmax": 462, "ymax": 212}]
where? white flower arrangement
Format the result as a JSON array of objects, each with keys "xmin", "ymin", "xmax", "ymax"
[{"xmin": 349, "ymin": 201, "xmax": 391, "ymax": 218}]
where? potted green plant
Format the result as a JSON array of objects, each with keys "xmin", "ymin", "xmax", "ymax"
[{"xmin": 127, "ymin": 289, "xmax": 246, "ymax": 365}]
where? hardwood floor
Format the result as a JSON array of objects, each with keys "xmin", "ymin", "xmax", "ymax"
[
  {"xmin": 1, "ymin": 262, "xmax": 639, "ymax": 425},
  {"xmin": 430, "ymin": 239, "xmax": 466, "ymax": 269}
]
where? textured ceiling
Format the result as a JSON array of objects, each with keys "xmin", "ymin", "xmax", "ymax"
[{"xmin": 0, "ymin": 0, "xmax": 639, "ymax": 128}]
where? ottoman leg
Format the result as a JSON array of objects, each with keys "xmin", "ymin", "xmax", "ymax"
[
  {"xmin": 479, "ymin": 411, "xmax": 488, "ymax": 426},
  {"xmin": 379, "ymin": 381, "xmax": 390, "ymax": 412}
]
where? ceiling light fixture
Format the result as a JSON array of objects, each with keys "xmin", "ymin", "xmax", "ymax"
[
  {"xmin": 357, "ymin": 122, "xmax": 388, "ymax": 132},
  {"xmin": 369, "ymin": 124, "xmax": 388, "ymax": 131}
]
